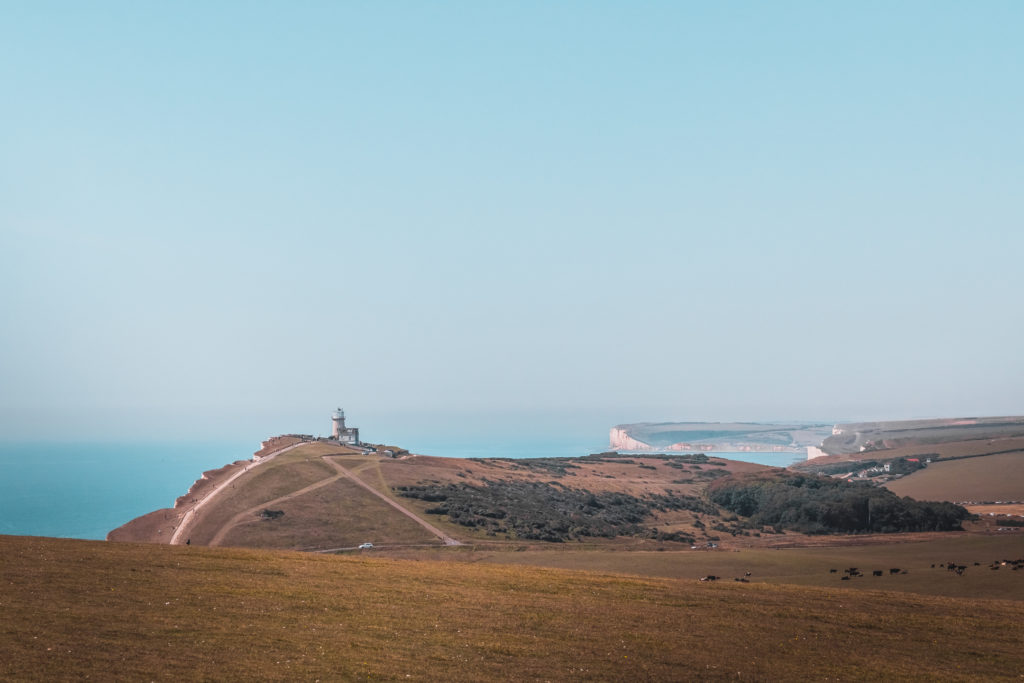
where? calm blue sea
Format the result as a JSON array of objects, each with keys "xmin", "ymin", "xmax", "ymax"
[
  {"xmin": 0, "ymin": 438, "xmax": 805, "ymax": 540},
  {"xmin": 0, "ymin": 441, "xmax": 256, "ymax": 541}
]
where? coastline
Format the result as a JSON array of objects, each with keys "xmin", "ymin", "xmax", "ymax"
[{"xmin": 107, "ymin": 436, "xmax": 303, "ymax": 544}]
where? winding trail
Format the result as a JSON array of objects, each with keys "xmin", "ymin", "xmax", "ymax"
[
  {"xmin": 169, "ymin": 441, "xmax": 307, "ymax": 545},
  {"xmin": 322, "ymin": 457, "xmax": 461, "ymax": 546},
  {"xmin": 200, "ymin": 453, "xmax": 461, "ymax": 548},
  {"xmin": 208, "ymin": 468, "xmax": 345, "ymax": 546}
]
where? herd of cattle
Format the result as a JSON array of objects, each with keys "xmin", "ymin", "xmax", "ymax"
[
  {"xmin": 698, "ymin": 558, "xmax": 1024, "ymax": 584},
  {"xmin": 699, "ymin": 572, "xmax": 751, "ymax": 582},
  {"xmin": 930, "ymin": 558, "xmax": 1024, "ymax": 576},
  {"xmin": 829, "ymin": 567, "xmax": 906, "ymax": 580},
  {"xmin": 829, "ymin": 558, "xmax": 1024, "ymax": 580}
]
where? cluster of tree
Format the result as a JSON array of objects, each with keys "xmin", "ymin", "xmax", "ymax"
[
  {"xmin": 395, "ymin": 481, "xmax": 714, "ymax": 542},
  {"xmin": 802, "ymin": 456, "xmax": 932, "ymax": 477},
  {"xmin": 885, "ymin": 457, "xmax": 928, "ymax": 475},
  {"xmin": 707, "ymin": 471, "xmax": 970, "ymax": 534}
]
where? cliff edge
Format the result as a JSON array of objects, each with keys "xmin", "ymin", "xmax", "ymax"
[{"xmin": 610, "ymin": 422, "xmax": 833, "ymax": 453}]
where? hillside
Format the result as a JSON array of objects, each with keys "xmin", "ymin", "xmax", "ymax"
[
  {"xmin": 795, "ymin": 435, "xmax": 1024, "ymax": 509},
  {"xmin": 112, "ymin": 443, "xmax": 774, "ymax": 551},
  {"xmin": 111, "ymin": 435, "xmax": 1024, "ymax": 557},
  {"xmin": 885, "ymin": 451, "xmax": 1024, "ymax": 504},
  {"xmin": 3, "ymin": 535, "xmax": 1024, "ymax": 681},
  {"xmin": 819, "ymin": 416, "xmax": 1024, "ymax": 456}
]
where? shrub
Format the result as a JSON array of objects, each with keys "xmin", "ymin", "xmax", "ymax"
[
  {"xmin": 397, "ymin": 481, "xmax": 710, "ymax": 542},
  {"xmin": 707, "ymin": 471, "xmax": 969, "ymax": 534}
]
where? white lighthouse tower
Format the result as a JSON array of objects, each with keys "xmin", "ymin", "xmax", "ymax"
[{"xmin": 331, "ymin": 408, "xmax": 360, "ymax": 445}]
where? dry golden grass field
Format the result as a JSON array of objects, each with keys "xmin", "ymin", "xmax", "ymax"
[{"xmin": 3, "ymin": 535, "xmax": 1024, "ymax": 681}]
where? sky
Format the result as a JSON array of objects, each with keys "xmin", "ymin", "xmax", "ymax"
[{"xmin": 1, "ymin": 2, "xmax": 1022, "ymax": 443}]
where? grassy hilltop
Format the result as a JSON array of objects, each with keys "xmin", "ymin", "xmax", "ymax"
[
  {"xmin": 112, "ymin": 443, "xmax": 781, "ymax": 550},
  {"xmin": 3, "ymin": 535, "xmax": 1024, "ymax": 681},
  {"xmin": 112, "ymin": 440, "xmax": 989, "ymax": 553}
]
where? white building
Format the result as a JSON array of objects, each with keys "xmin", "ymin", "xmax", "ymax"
[{"xmin": 331, "ymin": 408, "xmax": 360, "ymax": 445}]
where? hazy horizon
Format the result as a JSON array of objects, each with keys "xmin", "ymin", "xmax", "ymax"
[{"xmin": 3, "ymin": 3, "xmax": 1022, "ymax": 443}]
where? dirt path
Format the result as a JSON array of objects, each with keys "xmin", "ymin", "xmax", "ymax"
[
  {"xmin": 322, "ymin": 457, "xmax": 461, "ymax": 546},
  {"xmin": 207, "ymin": 470, "xmax": 346, "ymax": 546},
  {"xmin": 169, "ymin": 441, "xmax": 308, "ymax": 545},
  {"xmin": 201, "ymin": 454, "xmax": 460, "ymax": 548}
]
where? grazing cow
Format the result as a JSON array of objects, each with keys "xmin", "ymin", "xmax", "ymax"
[
  {"xmin": 840, "ymin": 576, "xmax": 850, "ymax": 581},
  {"xmin": 829, "ymin": 568, "xmax": 838, "ymax": 573},
  {"xmin": 872, "ymin": 570, "xmax": 883, "ymax": 577},
  {"xmin": 889, "ymin": 568, "xmax": 901, "ymax": 575},
  {"xmin": 699, "ymin": 575, "xmax": 718, "ymax": 582}
]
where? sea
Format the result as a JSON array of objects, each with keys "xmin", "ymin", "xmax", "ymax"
[{"xmin": 0, "ymin": 437, "xmax": 806, "ymax": 541}]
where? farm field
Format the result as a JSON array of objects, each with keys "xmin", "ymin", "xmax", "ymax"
[
  {"xmin": 885, "ymin": 451, "xmax": 1024, "ymax": 503},
  {"xmin": 3, "ymin": 534, "xmax": 1024, "ymax": 681},
  {"xmin": 795, "ymin": 437, "xmax": 1024, "ymax": 474}
]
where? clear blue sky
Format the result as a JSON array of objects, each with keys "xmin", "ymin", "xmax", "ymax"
[{"xmin": 2, "ymin": 2, "xmax": 1021, "ymax": 442}]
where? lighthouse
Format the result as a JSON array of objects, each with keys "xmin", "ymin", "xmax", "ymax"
[{"xmin": 331, "ymin": 408, "xmax": 360, "ymax": 445}]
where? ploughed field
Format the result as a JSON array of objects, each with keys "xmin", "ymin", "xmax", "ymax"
[{"xmin": 3, "ymin": 535, "xmax": 1024, "ymax": 681}]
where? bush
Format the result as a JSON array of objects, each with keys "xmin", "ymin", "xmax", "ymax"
[
  {"xmin": 707, "ymin": 471, "xmax": 969, "ymax": 534},
  {"xmin": 397, "ymin": 481, "xmax": 710, "ymax": 542}
]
